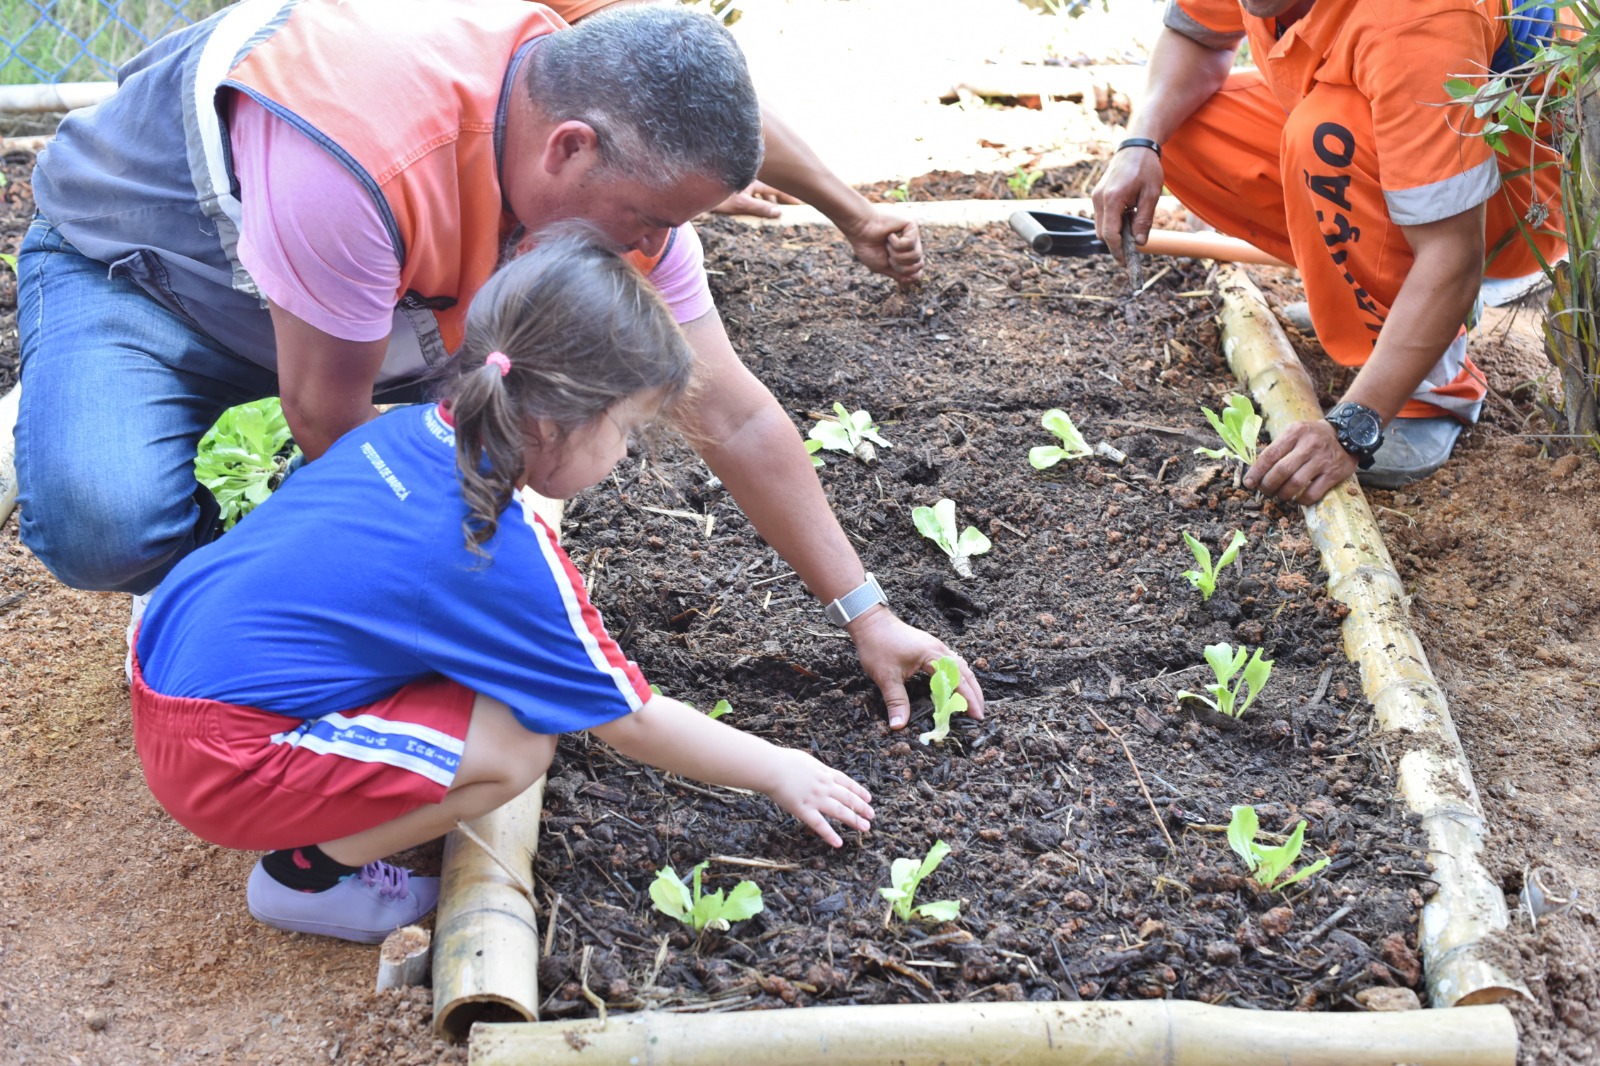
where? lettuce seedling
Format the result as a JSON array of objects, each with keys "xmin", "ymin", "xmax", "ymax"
[
  {"xmin": 194, "ymin": 398, "xmax": 302, "ymax": 530},
  {"xmin": 707, "ymin": 699, "xmax": 731, "ymax": 720},
  {"xmin": 805, "ymin": 438, "xmax": 826, "ymax": 468},
  {"xmin": 1227, "ymin": 805, "xmax": 1330, "ymax": 891},
  {"xmin": 1181, "ymin": 529, "xmax": 1247, "ymax": 601},
  {"xmin": 809, "ymin": 402, "xmax": 891, "ymax": 464},
  {"xmin": 1028, "ymin": 408, "xmax": 1094, "ymax": 469},
  {"xmin": 879, "ymin": 840, "xmax": 961, "ymax": 923},
  {"xmin": 1195, "ymin": 394, "xmax": 1263, "ymax": 466},
  {"xmin": 919, "ymin": 656, "xmax": 967, "ymax": 745},
  {"xmin": 1176, "ymin": 642, "xmax": 1273, "ymax": 718},
  {"xmin": 649, "ymin": 861, "xmax": 764, "ymax": 932},
  {"xmin": 912, "ymin": 498, "xmax": 992, "ymax": 578}
]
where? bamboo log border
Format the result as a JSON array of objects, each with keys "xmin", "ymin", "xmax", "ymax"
[
  {"xmin": 1, "ymin": 384, "xmax": 20, "ymax": 527},
  {"xmin": 1211, "ymin": 265, "xmax": 1525, "ymax": 1008},
  {"xmin": 469, "ymin": 1000, "xmax": 1517, "ymax": 1066}
]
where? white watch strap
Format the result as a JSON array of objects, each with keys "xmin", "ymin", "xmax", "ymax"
[{"xmin": 824, "ymin": 573, "xmax": 886, "ymax": 626}]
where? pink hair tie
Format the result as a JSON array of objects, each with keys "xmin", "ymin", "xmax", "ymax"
[{"xmin": 484, "ymin": 350, "xmax": 511, "ymax": 377}]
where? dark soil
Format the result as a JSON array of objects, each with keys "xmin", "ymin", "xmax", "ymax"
[{"xmin": 530, "ymin": 216, "xmax": 1427, "ymax": 1018}]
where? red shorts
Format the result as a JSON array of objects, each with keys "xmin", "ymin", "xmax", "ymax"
[{"xmin": 130, "ymin": 654, "xmax": 475, "ymax": 851}]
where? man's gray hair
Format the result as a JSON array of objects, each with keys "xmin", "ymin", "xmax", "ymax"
[{"xmin": 525, "ymin": 6, "xmax": 763, "ymax": 192}]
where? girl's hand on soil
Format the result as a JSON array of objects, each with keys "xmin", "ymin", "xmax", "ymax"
[
  {"xmin": 1244, "ymin": 419, "xmax": 1356, "ymax": 506},
  {"xmin": 1090, "ymin": 148, "xmax": 1163, "ymax": 265},
  {"xmin": 847, "ymin": 607, "xmax": 985, "ymax": 731},
  {"xmin": 766, "ymin": 748, "xmax": 874, "ymax": 848},
  {"xmin": 709, "ymin": 179, "xmax": 801, "ymax": 220}
]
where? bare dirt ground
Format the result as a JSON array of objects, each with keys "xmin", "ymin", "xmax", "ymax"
[{"xmin": 2, "ymin": 1, "xmax": 1598, "ymax": 1063}]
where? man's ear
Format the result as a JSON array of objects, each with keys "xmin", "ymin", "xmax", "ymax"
[{"xmin": 541, "ymin": 120, "xmax": 602, "ymax": 178}]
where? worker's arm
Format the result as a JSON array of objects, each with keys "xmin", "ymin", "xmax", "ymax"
[
  {"xmin": 1245, "ymin": 203, "xmax": 1486, "ymax": 504},
  {"xmin": 676, "ymin": 310, "xmax": 984, "ymax": 729},
  {"xmin": 719, "ymin": 103, "xmax": 924, "ymax": 283},
  {"xmin": 1090, "ymin": 26, "xmax": 1236, "ymax": 260},
  {"xmin": 269, "ymin": 300, "xmax": 389, "ymax": 460}
]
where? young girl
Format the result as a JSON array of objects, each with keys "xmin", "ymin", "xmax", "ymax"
[{"xmin": 130, "ymin": 230, "xmax": 874, "ymax": 944}]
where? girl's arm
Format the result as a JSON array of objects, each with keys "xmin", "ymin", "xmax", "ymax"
[{"xmin": 588, "ymin": 695, "xmax": 874, "ymax": 848}]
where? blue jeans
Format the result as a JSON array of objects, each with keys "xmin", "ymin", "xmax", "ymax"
[{"xmin": 15, "ymin": 218, "xmax": 278, "ymax": 594}]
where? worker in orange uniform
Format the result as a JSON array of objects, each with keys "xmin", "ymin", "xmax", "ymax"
[
  {"xmin": 551, "ymin": 0, "xmax": 925, "ymax": 284},
  {"xmin": 1092, "ymin": 0, "xmax": 1564, "ymax": 501}
]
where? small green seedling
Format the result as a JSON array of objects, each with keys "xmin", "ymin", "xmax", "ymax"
[
  {"xmin": 1176, "ymin": 642, "xmax": 1273, "ymax": 719},
  {"xmin": 1195, "ymin": 394, "xmax": 1263, "ymax": 466},
  {"xmin": 1181, "ymin": 529, "xmax": 1247, "ymax": 601},
  {"xmin": 920, "ymin": 656, "xmax": 967, "ymax": 745},
  {"xmin": 1227, "ymin": 805, "xmax": 1330, "ymax": 891},
  {"xmin": 879, "ymin": 840, "xmax": 961, "ymax": 923},
  {"xmin": 194, "ymin": 398, "xmax": 302, "ymax": 530},
  {"xmin": 1028, "ymin": 408, "xmax": 1094, "ymax": 469},
  {"xmin": 886, "ymin": 180, "xmax": 912, "ymax": 203},
  {"xmin": 707, "ymin": 699, "xmax": 731, "ymax": 721},
  {"xmin": 649, "ymin": 861, "xmax": 764, "ymax": 932},
  {"xmin": 809, "ymin": 402, "xmax": 891, "ymax": 464},
  {"xmin": 1007, "ymin": 165, "xmax": 1043, "ymax": 199},
  {"xmin": 805, "ymin": 438, "xmax": 826, "ymax": 468},
  {"xmin": 912, "ymin": 498, "xmax": 992, "ymax": 578},
  {"xmin": 0, "ymin": 252, "xmax": 16, "ymax": 274}
]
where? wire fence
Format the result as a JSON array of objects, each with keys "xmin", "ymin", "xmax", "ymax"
[{"xmin": 0, "ymin": 0, "xmax": 230, "ymax": 84}]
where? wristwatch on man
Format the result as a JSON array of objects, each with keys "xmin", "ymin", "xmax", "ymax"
[
  {"xmin": 824, "ymin": 573, "xmax": 887, "ymax": 627},
  {"xmin": 1324, "ymin": 402, "xmax": 1384, "ymax": 469}
]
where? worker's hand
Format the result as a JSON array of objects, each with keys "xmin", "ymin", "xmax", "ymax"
[
  {"xmin": 1244, "ymin": 418, "xmax": 1358, "ymax": 506},
  {"xmin": 1090, "ymin": 146, "xmax": 1164, "ymax": 265},
  {"xmin": 765, "ymin": 748, "xmax": 874, "ymax": 848},
  {"xmin": 709, "ymin": 179, "xmax": 802, "ymax": 219},
  {"xmin": 846, "ymin": 607, "xmax": 984, "ymax": 731},
  {"xmin": 838, "ymin": 208, "xmax": 924, "ymax": 284}
]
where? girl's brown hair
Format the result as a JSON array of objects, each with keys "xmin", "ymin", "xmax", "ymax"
[{"xmin": 434, "ymin": 224, "xmax": 694, "ymax": 556}]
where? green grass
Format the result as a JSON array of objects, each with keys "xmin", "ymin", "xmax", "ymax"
[{"xmin": 0, "ymin": 0, "xmax": 230, "ymax": 85}]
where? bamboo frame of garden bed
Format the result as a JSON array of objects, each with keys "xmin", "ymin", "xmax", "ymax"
[{"xmin": 446, "ymin": 235, "xmax": 1522, "ymax": 1063}]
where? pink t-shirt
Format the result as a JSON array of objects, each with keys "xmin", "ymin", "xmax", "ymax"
[{"xmin": 228, "ymin": 95, "xmax": 713, "ymax": 343}]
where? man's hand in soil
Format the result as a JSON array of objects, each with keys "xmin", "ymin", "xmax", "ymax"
[
  {"xmin": 709, "ymin": 179, "xmax": 801, "ymax": 219},
  {"xmin": 767, "ymin": 748, "xmax": 876, "ymax": 848},
  {"xmin": 846, "ymin": 607, "xmax": 985, "ymax": 731},
  {"xmin": 842, "ymin": 210, "xmax": 925, "ymax": 284},
  {"xmin": 1244, "ymin": 418, "xmax": 1357, "ymax": 506}
]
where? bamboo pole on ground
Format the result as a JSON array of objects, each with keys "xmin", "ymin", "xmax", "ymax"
[
  {"xmin": 1, "ymin": 384, "xmax": 20, "ymax": 527},
  {"xmin": 470, "ymin": 1000, "xmax": 1517, "ymax": 1066},
  {"xmin": 431, "ymin": 492, "xmax": 563, "ymax": 1039},
  {"xmin": 1211, "ymin": 265, "xmax": 1526, "ymax": 1008},
  {"xmin": 0, "ymin": 82, "xmax": 114, "ymax": 113},
  {"xmin": 737, "ymin": 195, "xmax": 1174, "ymax": 232}
]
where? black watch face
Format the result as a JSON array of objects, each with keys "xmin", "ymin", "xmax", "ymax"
[{"xmin": 1343, "ymin": 407, "xmax": 1382, "ymax": 450}]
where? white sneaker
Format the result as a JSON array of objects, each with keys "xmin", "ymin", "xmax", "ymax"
[{"xmin": 126, "ymin": 591, "xmax": 152, "ymax": 684}]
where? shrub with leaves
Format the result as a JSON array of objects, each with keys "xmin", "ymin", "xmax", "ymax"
[
  {"xmin": 809, "ymin": 402, "xmax": 891, "ymax": 464},
  {"xmin": 1176, "ymin": 642, "xmax": 1273, "ymax": 719},
  {"xmin": 194, "ymin": 398, "xmax": 301, "ymax": 530},
  {"xmin": 1181, "ymin": 529, "xmax": 1247, "ymax": 601},
  {"xmin": 1195, "ymin": 394, "xmax": 1263, "ymax": 466},
  {"xmin": 920, "ymin": 656, "xmax": 967, "ymax": 745},
  {"xmin": 1028, "ymin": 408, "xmax": 1094, "ymax": 469},
  {"xmin": 880, "ymin": 840, "xmax": 961, "ymax": 923},
  {"xmin": 912, "ymin": 498, "xmax": 991, "ymax": 578},
  {"xmin": 1228, "ymin": 805, "xmax": 1330, "ymax": 891},
  {"xmin": 649, "ymin": 861, "xmax": 763, "ymax": 932}
]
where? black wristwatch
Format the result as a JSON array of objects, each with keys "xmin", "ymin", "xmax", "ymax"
[{"xmin": 1325, "ymin": 402, "xmax": 1384, "ymax": 469}]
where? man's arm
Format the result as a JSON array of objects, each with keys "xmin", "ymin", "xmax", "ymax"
[
  {"xmin": 677, "ymin": 310, "xmax": 984, "ymax": 728},
  {"xmin": 720, "ymin": 104, "xmax": 924, "ymax": 283},
  {"xmin": 269, "ymin": 301, "xmax": 389, "ymax": 460},
  {"xmin": 1090, "ymin": 26, "xmax": 1236, "ymax": 260},
  {"xmin": 1245, "ymin": 203, "xmax": 1486, "ymax": 504}
]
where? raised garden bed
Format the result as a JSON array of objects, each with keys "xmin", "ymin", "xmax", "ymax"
[{"xmin": 525, "ymin": 217, "xmax": 1430, "ymax": 1020}]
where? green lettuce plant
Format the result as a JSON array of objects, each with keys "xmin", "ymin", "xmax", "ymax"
[
  {"xmin": 1227, "ymin": 805, "xmax": 1330, "ymax": 891},
  {"xmin": 879, "ymin": 840, "xmax": 961, "ymax": 923},
  {"xmin": 194, "ymin": 398, "xmax": 301, "ymax": 530},
  {"xmin": 1176, "ymin": 643, "xmax": 1273, "ymax": 719},
  {"xmin": 913, "ymin": 498, "xmax": 991, "ymax": 578},
  {"xmin": 809, "ymin": 402, "xmax": 891, "ymax": 464},
  {"xmin": 919, "ymin": 656, "xmax": 967, "ymax": 745},
  {"xmin": 1028, "ymin": 408, "xmax": 1094, "ymax": 469},
  {"xmin": 1195, "ymin": 394, "xmax": 1263, "ymax": 466},
  {"xmin": 649, "ymin": 861, "xmax": 763, "ymax": 932},
  {"xmin": 806, "ymin": 438, "xmax": 826, "ymax": 468},
  {"xmin": 707, "ymin": 699, "xmax": 731, "ymax": 721},
  {"xmin": 1181, "ymin": 529, "xmax": 1247, "ymax": 601}
]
